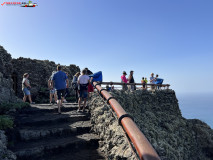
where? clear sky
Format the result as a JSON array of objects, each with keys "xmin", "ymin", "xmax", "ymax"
[{"xmin": 1, "ymin": 0, "xmax": 213, "ymax": 94}]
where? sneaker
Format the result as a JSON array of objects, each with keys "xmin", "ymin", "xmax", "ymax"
[
  {"xmin": 31, "ymin": 102, "xmax": 35, "ymax": 104},
  {"xmin": 63, "ymin": 100, "xmax": 67, "ymax": 103},
  {"xmin": 77, "ymin": 109, "xmax": 80, "ymax": 112}
]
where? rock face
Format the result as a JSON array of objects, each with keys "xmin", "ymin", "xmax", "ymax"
[
  {"xmin": 0, "ymin": 46, "xmax": 18, "ymax": 103},
  {"xmin": 0, "ymin": 130, "xmax": 16, "ymax": 160},
  {"xmin": 11, "ymin": 57, "xmax": 80, "ymax": 103},
  {"xmin": 88, "ymin": 93, "xmax": 137, "ymax": 160},
  {"xmin": 106, "ymin": 89, "xmax": 213, "ymax": 160},
  {"xmin": 0, "ymin": 45, "xmax": 81, "ymax": 103}
]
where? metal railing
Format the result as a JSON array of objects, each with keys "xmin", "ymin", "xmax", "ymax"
[
  {"xmin": 100, "ymin": 82, "xmax": 170, "ymax": 89},
  {"xmin": 93, "ymin": 81, "xmax": 161, "ymax": 160}
]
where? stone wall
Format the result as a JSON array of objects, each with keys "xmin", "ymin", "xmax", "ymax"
[
  {"xmin": 88, "ymin": 93, "xmax": 137, "ymax": 159},
  {"xmin": 12, "ymin": 58, "xmax": 80, "ymax": 102},
  {"xmin": 89, "ymin": 89, "xmax": 213, "ymax": 160},
  {"xmin": 0, "ymin": 46, "xmax": 18, "ymax": 103}
]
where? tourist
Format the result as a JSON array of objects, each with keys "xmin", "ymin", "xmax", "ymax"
[
  {"xmin": 72, "ymin": 72, "xmax": 80, "ymax": 103},
  {"xmin": 88, "ymin": 77, "xmax": 94, "ymax": 95},
  {"xmin": 155, "ymin": 74, "xmax": 164, "ymax": 89},
  {"xmin": 155, "ymin": 74, "xmax": 159, "ymax": 89},
  {"xmin": 78, "ymin": 69, "xmax": 90, "ymax": 112},
  {"xmin": 63, "ymin": 72, "xmax": 70, "ymax": 103},
  {"xmin": 141, "ymin": 77, "xmax": 146, "ymax": 89},
  {"xmin": 48, "ymin": 71, "xmax": 57, "ymax": 105},
  {"xmin": 22, "ymin": 73, "xmax": 34, "ymax": 104},
  {"xmin": 150, "ymin": 73, "xmax": 156, "ymax": 90},
  {"xmin": 51, "ymin": 65, "xmax": 68, "ymax": 114},
  {"xmin": 144, "ymin": 77, "xmax": 148, "ymax": 84},
  {"xmin": 128, "ymin": 70, "xmax": 135, "ymax": 90},
  {"xmin": 121, "ymin": 71, "xmax": 128, "ymax": 90}
]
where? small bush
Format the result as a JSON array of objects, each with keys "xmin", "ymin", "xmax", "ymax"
[
  {"xmin": 0, "ymin": 115, "xmax": 13, "ymax": 130},
  {"xmin": 0, "ymin": 102, "xmax": 30, "ymax": 114}
]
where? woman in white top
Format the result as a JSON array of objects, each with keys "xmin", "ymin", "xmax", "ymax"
[
  {"xmin": 22, "ymin": 73, "xmax": 34, "ymax": 104},
  {"xmin": 77, "ymin": 69, "xmax": 90, "ymax": 112}
]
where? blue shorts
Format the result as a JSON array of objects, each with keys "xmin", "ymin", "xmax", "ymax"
[
  {"xmin": 50, "ymin": 88, "xmax": 56, "ymax": 94},
  {"xmin": 79, "ymin": 90, "xmax": 88, "ymax": 98},
  {"xmin": 56, "ymin": 89, "xmax": 66, "ymax": 100},
  {"xmin": 23, "ymin": 88, "xmax": 30, "ymax": 96}
]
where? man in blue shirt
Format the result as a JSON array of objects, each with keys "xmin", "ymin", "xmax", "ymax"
[{"xmin": 51, "ymin": 65, "xmax": 68, "ymax": 114}]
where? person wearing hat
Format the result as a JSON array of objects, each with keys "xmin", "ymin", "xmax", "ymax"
[
  {"xmin": 128, "ymin": 70, "xmax": 136, "ymax": 90},
  {"xmin": 121, "ymin": 71, "xmax": 128, "ymax": 90}
]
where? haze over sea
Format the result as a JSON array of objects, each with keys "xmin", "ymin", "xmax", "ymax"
[{"xmin": 177, "ymin": 92, "xmax": 213, "ymax": 129}]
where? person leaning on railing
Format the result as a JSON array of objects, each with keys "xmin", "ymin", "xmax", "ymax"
[
  {"xmin": 141, "ymin": 77, "xmax": 146, "ymax": 90},
  {"xmin": 121, "ymin": 71, "xmax": 128, "ymax": 90},
  {"xmin": 150, "ymin": 73, "xmax": 156, "ymax": 90},
  {"xmin": 128, "ymin": 70, "xmax": 136, "ymax": 90}
]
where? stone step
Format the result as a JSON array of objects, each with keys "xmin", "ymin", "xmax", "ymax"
[
  {"xmin": 43, "ymin": 148, "xmax": 105, "ymax": 160},
  {"xmin": 16, "ymin": 110, "xmax": 90, "ymax": 127},
  {"xmin": 18, "ymin": 120, "xmax": 92, "ymax": 141},
  {"xmin": 20, "ymin": 103, "xmax": 79, "ymax": 114},
  {"xmin": 13, "ymin": 133, "xmax": 100, "ymax": 160}
]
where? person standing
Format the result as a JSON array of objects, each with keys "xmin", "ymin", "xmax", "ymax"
[
  {"xmin": 72, "ymin": 72, "xmax": 80, "ymax": 103},
  {"xmin": 51, "ymin": 66, "xmax": 68, "ymax": 114},
  {"xmin": 22, "ymin": 73, "xmax": 34, "ymax": 104},
  {"xmin": 128, "ymin": 70, "xmax": 135, "ymax": 90},
  {"xmin": 48, "ymin": 71, "xmax": 57, "ymax": 105},
  {"xmin": 78, "ymin": 69, "xmax": 90, "ymax": 112},
  {"xmin": 63, "ymin": 72, "xmax": 70, "ymax": 103},
  {"xmin": 150, "ymin": 73, "xmax": 156, "ymax": 90},
  {"xmin": 121, "ymin": 71, "xmax": 128, "ymax": 91},
  {"xmin": 141, "ymin": 77, "xmax": 146, "ymax": 90}
]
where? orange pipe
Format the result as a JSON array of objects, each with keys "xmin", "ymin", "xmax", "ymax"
[{"xmin": 93, "ymin": 82, "xmax": 161, "ymax": 160}]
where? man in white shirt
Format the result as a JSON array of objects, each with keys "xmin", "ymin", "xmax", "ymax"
[{"xmin": 77, "ymin": 69, "xmax": 90, "ymax": 112}]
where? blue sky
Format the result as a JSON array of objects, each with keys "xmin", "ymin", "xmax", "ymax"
[{"xmin": 0, "ymin": 0, "xmax": 213, "ymax": 94}]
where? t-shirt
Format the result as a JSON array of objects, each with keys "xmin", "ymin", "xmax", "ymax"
[
  {"xmin": 52, "ymin": 71, "xmax": 68, "ymax": 90},
  {"xmin": 22, "ymin": 78, "xmax": 30, "ymax": 89},
  {"xmin": 78, "ymin": 75, "xmax": 90, "ymax": 84},
  {"xmin": 150, "ymin": 77, "xmax": 155, "ymax": 84},
  {"xmin": 121, "ymin": 75, "xmax": 128, "ymax": 83},
  {"xmin": 72, "ymin": 76, "xmax": 78, "ymax": 84}
]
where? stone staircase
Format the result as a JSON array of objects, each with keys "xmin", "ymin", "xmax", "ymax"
[{"xmin": 8, "ymin": 103, "xmax": 105, "ymax": 160}]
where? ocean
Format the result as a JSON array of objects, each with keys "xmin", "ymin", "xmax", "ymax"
[{"xmin": 177, "ymin": 93, "xmax": 213, "ymax": 129}]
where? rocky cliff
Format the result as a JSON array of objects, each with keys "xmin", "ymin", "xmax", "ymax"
[
  {"xmin": 89, "ymin": 89, "xmax": 213, "ymax": 160},
  {"xmin": 0, "ymin": 46, "xmax": 18, "ymax": 103},
  {"xmin": 88, "ymin": 95, "xmax": 137, "ymax": 159}
]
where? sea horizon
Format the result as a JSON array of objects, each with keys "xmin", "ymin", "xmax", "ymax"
[{"xmin": 176, "ymin": 92, "xmax": 213, "ymax": 129}]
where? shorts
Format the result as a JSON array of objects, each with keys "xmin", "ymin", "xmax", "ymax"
[
  {"xmin": 56, "ymin": 89, "xmax": 66, "ymax": 100},
  {"xmin": 79, "ymin": 90, "xmax": 88, "ymax": 99},
  {"xmin": 23, "ymin": 88, "xmax": 30, "ymax": 96},
  {"xmin": 50, "ymin": 88, "xmax": 56, "ymax": 94}
]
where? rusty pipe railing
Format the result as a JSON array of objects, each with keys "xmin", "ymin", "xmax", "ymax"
[{"xmin": 93, "ymin": 81, "xmax": 161, "ymax": 160}]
